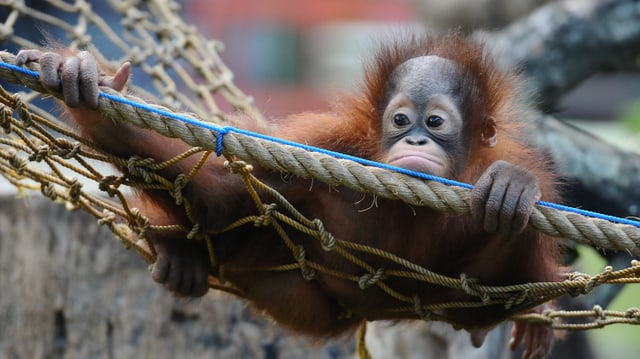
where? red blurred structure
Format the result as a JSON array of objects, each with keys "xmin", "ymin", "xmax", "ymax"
[{"xmin": 186, "ymin": 1, "xmax": 416, "ymax": 116}]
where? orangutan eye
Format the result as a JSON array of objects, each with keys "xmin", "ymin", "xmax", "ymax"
[
  {"xmin": 394, "ymin": 113, "xmax": 410, "ymax": 126},
  {"xmin": 426, "ymin": 115, "xmax": 444, "ymax": 128}
]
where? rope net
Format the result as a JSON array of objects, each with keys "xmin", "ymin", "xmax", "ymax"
[{"xmin": 1, "ymin": 0, "xmax": 640, "ymax": 332}]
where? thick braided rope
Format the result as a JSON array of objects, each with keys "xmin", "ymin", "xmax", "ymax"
[{"xmin": 2, "ymin": 51, "xmax": 640, "ymax": 256}]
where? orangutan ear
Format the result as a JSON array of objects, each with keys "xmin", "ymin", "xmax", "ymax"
[{"xmin": 481, "ymin": 116, "xmax": 497, "ymax": 148}]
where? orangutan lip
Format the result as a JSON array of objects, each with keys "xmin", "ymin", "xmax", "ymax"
[{"xmin": 389, "ymin": 152, "xmax": 443, "ymax": 167}]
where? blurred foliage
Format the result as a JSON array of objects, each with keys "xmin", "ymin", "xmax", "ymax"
[
  {"xmin": 620, "ymin": 100, "xmax": 640, "ymax": 132},
  {"xmin": 576, "ymin": 246, "xmax": 640, "ymax": 359}
]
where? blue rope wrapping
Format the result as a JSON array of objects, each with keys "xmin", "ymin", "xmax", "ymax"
[
  {"xmin": 216, "ymin": 127, "xmax": 232, "ymax": 157},
  {"xmin": 2, "ymin": 60, "xmax": 640, "ymax": 229}
]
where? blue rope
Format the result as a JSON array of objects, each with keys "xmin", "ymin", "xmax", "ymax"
[
  {"xmin": 2, "ymin": 59, "xmax": 640, "ymax": 228},
  {"xmin": 99, "ymin": 91, "xmax": 471, "ymax": 187}
]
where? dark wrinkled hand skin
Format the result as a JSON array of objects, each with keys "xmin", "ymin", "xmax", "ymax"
[
  {"xmin": 16, "ymin": 49, "xmax": 130, "ymax": 109},
  {"xmin": 510, "ymin": 304, "xmax": 555, "ymax": 359},
  {"xmin": 16, "ymin": 49, "xmax": 209, "ymax": 298},
  {"xmin": 471, "ymin": 160, "xmax": 541, "ymax": 236},
  {"xmin": 147, "ymin": 236, "xmax": 210, "ymax": 297},
  {"xmin": 470, "ymin": 160, "xmax": 551, "ymax": 359}
]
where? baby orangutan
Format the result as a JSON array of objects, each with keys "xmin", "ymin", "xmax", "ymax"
[{"xmin": 17, "ymin": 34, "xmax": 561, "ymax": 359}]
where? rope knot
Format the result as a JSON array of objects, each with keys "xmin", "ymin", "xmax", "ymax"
[
  {"xmin": 565, "ymin": 271, "xmax": 593, "ymax": 296},
  {"xmin": 127, "ymin": 156, "xmax": 155, "ymax": 183},
  {"xmin": 98, "ymin": 209, "xmax": 117, "ymax": 225},
  {"xmin": 53, "ymin": 142, "xmax": 81, "ymax": 159},
  {"xmin": 504, "ymin": 289, "xmax": 529, "ymax": 310},
  {"xmin": 254, "ymin": 203, "xmax": 276, "ymax": 227},
  {"xmin": 40, "ymin": 182, "xmax": 57, "ymax": 200},
  {"xmin": 8, "ymin": 149, "xmax": 27, "ymax": 175},
  {"xmin": 129, "ymin": 208, "xmax": 150, "ymax": 239},
  {"xmin": 312, "ymin": 219, "xmax": 336, "ymax": 251},
  {"xmin": 173, "ymin": 174, "xmax": 187, "ymax": 205},
  {"xmin": 295, "ymin": 245, "xmax": 315, "ymax": 280},
  {"xmin": 224, "ymin": 160, "xmax": 253, "ymax": 175},
  {"xmin": 28, "ymin": 144, "xmax": 49, "ymax": 162},
  {"xmin": 625, "ymin": 307, "xmax": 640, "ymax": 318},
  {"xmin": 68, "ymin": 178, "xmax": 82, "ymax": 204},
  {"xmin": 12, "ymin": 95, "xmax": 33, "ymax": 127},
  {"xmin": 593, "ymin": 305, "xmax": 605, "ymax": 320},
  {"xmin": 358, "ymin": 268, "xmax": 385, "ymax": 290},
  {"xmin": 412, "ymin": 296, "xmax": 432, "ymax": 321},
  {"xmin": 460, "ymin": 273, "xmax": 491, "ymax": 303},
  {"xmin": 98, "ymin": 175, "xmax": 122, "ymax": 197},
  {"xmin": 585, "ymin": 266, "xmax": 613, "ymax": 293},
  {"xmin": 122, "ymin": 8, "xmax": 148, "ymax": 29},
  {"xmin": 1, "ymin": 108, "xmax": 12, "ymax": 134}
]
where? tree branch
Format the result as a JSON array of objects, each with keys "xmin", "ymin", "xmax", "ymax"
[{"xmin": 486, "ymin": 0, "xmax": 640, "ymax": 110}]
